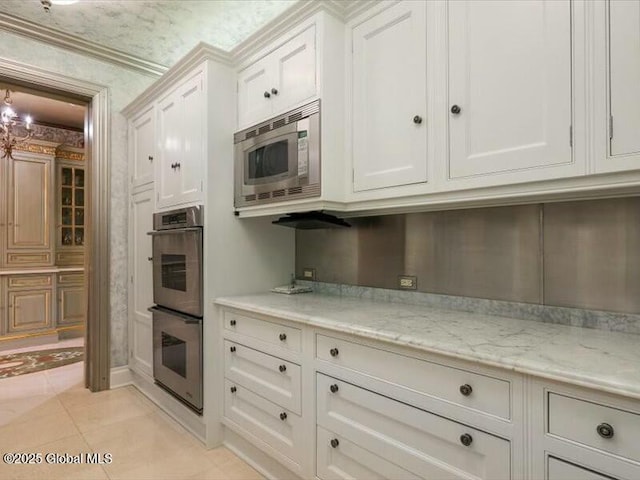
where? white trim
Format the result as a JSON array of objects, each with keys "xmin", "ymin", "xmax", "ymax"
[
  {"xmin": 110, "ymin": 366, "xmax": 134, "ymax": 388},
  {"xmin": 0, "ymin": 12, "xmax": 167, "ymax": 77}
]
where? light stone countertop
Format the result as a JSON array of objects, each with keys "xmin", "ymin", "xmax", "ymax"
[{"xmin": 215, "ymin": 292, "xmax": 640, "ymax": 400}]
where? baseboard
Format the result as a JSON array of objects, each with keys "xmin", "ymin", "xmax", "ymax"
[{"xmin": 110, "ymin": 366, "xmax": 134, "ymax": 388}]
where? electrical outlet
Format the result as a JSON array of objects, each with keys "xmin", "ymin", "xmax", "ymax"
[
  {"xmin": 302, "ymin": 268, "xmax": 316, "ymax": 280},
  {"xmin": 398, "ymin": 275, "xmax": 417, "ymax": 290}
]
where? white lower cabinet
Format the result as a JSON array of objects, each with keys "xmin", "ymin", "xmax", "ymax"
[
  {"xmin": 317, "ymin": 373, "xmax": 510, "ymax": 480},
  {"xmin": 547, "ymin": 457, "xmax": 614, "ymax": 480}
]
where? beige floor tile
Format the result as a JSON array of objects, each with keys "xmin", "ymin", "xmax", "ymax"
[
  {"xmin": 0, "ymin": 409, "xmax": 79, "ymax": 452},
  {"xmin": 187, "ymin": 464, "xmax": 230, "ymax": 480},
  {"xmin": 0, "ymin": 394, "xmax": 66, "ymax": 427},
  {"xmin": 0, "ymin": 372, "xmax": 56, "ymax": 401},
  {"xmin": 205, "ymin": 446, "xmax": 244, "ymax": 468}
]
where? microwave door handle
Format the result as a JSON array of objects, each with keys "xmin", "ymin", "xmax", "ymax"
[{"xmin": 147, "ymin": 227, "xmax": 202, "ymax": 235}]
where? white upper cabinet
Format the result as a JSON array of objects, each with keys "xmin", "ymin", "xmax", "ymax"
[
  {"xmin": 130, "ymin": 105, "xmax": 155, "ymax": 189},
  {"xmin": 608, "ymin": 0, "xmax": 640, "ymax": 162},
  {"xmin": 156, "ymin": 72, "xmax": 204, "ymax": 209},
  {"xmin": 352, "ymin": 1, "xmax": 428, "ymax": 192},
  {"xmin": 237, "ymin": 26, "xmax": 317, "ymax": 128},
  {"xmin": 448, "ymin": 0, "xmax": 573, "ymax": 179}
]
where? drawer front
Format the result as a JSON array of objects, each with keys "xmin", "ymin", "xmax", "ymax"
[
  {"xmin": 317, "ymin": 334, "xmax": 510, "ymax": 419},
  {"xmin": 548, "ymin": 457, "xmax": 614, "ymax": 480},
  {"xmin": 224, "ymin": 340, "xmax": 301, "ymax": 414},
  {"xmin": 8, "ymin": 275, "xmax": 53, "ymax": 288},
  {"xmin": 224, "ymin": 311, "xmax": 301, "ymax": 352},
  {"xmin": 6, "ymin": 252, "xmax": 51, "ymax": 266},
  {"xmin": 317, "ymin": 426, "xmax": 420, "ymax": 480},
  {"xmin": 55, "ymin": 251, "xmax": 84, "ymax": 266},
  {"xmin": 57, "ymin": 272, "xmax": 84, "ymax": 286},
  {"xmin": 224, "ymin": 379, "xmax": 303, "ymax": 466},
  {"xmin": 548, "ymin": 392, "xmax": 640, "ymax": 463},
  {"xmin": 317, "ymin": 374, "xmax": 510, "ymax": 480}
]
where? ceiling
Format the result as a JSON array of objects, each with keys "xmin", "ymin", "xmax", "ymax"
[
  {"xmin": 0, "ymin": 0, "xmax": 297, "ymax": 68},
  {"xmin": 0, "ymin": 88, "xmax": 86, "ymax": 129}
]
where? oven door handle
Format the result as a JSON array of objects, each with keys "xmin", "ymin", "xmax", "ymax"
[
  {"xmin": 147, "ymin": 227, "xmax": 202, "ymax": 235},
  {"xmin": 148, "ymin": 305, "xmax": 202, "ymax": 324}
]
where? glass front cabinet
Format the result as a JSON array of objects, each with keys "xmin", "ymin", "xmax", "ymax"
[{"xmin": 56, "ymin": 151, "xmax": 85, "ymax": 266}]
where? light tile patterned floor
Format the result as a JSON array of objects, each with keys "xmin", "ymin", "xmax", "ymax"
[{"xmin": 0, "ymin": 359, "xmax": 263, "ymax": 480}]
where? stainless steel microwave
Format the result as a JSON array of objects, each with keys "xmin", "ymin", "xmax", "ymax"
[{"xmin": 234, "ymin": 100, "xmax": 320, "ymax": 208}]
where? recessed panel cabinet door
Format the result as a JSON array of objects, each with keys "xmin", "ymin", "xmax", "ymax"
[
  {"xmin": 352, "ymin": 1, "xmax": 428, "ymax": 192},
  {"xmin": 157, "ymin": 92, "xmax": 181, "ymax": 208},
  {"xmin": 238, "ymin": 60, "xmax": 273, "ymax": 128},
  {"xmin": 7, "ymin": 289, "xmax": 52, "ymax": 333},
  {"xmin": 7, "ymin": 156, "xmax": 51, "ymax": 249},
  {"xmin": 448, "ymin": 0, "xmax": 572, "ymax": 178},
  {"xmin": 609, "ymin": 0, "xmax": 640, "ymax": 157},
  {"xmin": 131, "ymin": 106, "xmax": 155, "ymax": 188},
  {"xmin": 176, "ymin": 75, "xmax": 204, "ymax": 205}
]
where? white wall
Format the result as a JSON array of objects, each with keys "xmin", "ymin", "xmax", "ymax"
[{"xmin": 0, "ymin": 30, "xmax": 157, "ymax": 366}]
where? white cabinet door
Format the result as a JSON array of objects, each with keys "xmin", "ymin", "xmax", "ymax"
[
  {"xmin": 130, "ymin": 105, "xmax": 155, "ymax": 188},
  {"xmin": 449, "ymin": 0, "xmax": 572, "ymax": 178},
  {"xmin": 238, "ymin": 59, "xmax": 274, "ymax": 128},
  {"xmin": 156, "ymin": 73, "xmax": 204, "ymax": 209},
  {"xmin": 352, "ymin": 1, "xmax": 428, "ymax": 192},
  {"xmin": 271, "ymin": 26, "xmax": 317, "ymax": 115},
  {"xmin": 609, "ymin": 0, "xmax": 640, "ymax": 158},
  {"xmin": 129, "ymin": 188, "xmax": 154, "ymax": 377}
]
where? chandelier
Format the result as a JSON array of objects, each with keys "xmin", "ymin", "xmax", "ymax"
[{"xmin": 1, "ymin": 89, "xmax": 33, "ymax": 159}]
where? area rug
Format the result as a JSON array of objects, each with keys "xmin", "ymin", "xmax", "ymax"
[{"xmin": 0, "ymin": 347, "xmax": 84, "ymax": 379}]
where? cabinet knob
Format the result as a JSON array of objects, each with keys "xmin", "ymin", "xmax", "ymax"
[
  {"xmin": 330, "ymin": 438, "xmax": 340, "ymax": 448},
  {"xmin": 330, "ymin": 384, "xmax": 339, "ymax": 393},
  {"xmin": 279, "ymin": 364, "xmax": 287, "ymax": 373},
  {"xmin": 230, "ymin": 346, "xmax": 236, "ymax": 353},
  {"xmin": 175, "ymin": 162, "xmax": 180, "ymax": 170},
  {"xmin": 147, "ymin": 257, "xmax": 153, "ymax": 261},
  {"xmin": 279, "ymin": 333, "xmax": 287, "ymax": 341},
  {"xmin": 230, "ymin": 319, "xmax": 236, "ymax": 326},
  {"xmin": 451, "ymin": 105, "xmax": 462, "ymax": 115},
  {"xmin": 279, "ymin": 412, "xmax": 287, "ymax": 421},
  {"xmin": 459, "ymin": 384, "xmax": 473, "ymax": 396},
  {"xmin": 148, "ymin": 155, "xmax": 153, "ymax": 161},
  {"xmin": 230, "ymin": 386, "xmax": 237, "ymax": 393},
  {"xmin": 596, "ymin": 423, "xmax": 614, "ymax": 439},
  {"xmin": 330, "ymin": 348, "xmax": 339, "ymax": 357},
  {"xmin": 271, "ymin": 88, "xmax": 279, "ymax": 95},
  {"xmin": 413, "ymin": 115, "xmax": 423, "ymax": 124},
  {"xmin": 460, "ymin": 433, "xmax": 473, "ymax": 446},
  {"xmin": 263, "ymin": 91, "xmax": 271, "ymax": 98}
]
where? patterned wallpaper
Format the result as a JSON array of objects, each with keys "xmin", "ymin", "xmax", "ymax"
[{"xmin": 14, "ymin": 123, "xmax": 84, "ymax": 148}]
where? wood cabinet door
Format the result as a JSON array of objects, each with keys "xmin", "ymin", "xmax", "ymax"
[
  {"xmin": 270, "ymin": 26, "xmax": 317, "ymax": 116},
  {"xmin": 129, "ymin": 188, "xmax": 154, "ymax": 376},
  {"xmin": 448, "ymin": 0, "xmax": 572, "ymax": 178},
  {"xmin": 352, "ymin": 1, "xmax": 428, "ymax": 192},
  {"xmin": 609, "ymin": 0, "xmax": 640, "ymax": 159},
  {"xmin": 238, "ymin": 59, "xmax": 274, "ymax": 128},
  {"xmin": 7, "ymin": 155, "xmax": 52, "ymax": 253},
  {"xmin": 131, "ymin": 105, "xmax": 155, "ymax": 188},
  {"xmin": 7, "ymin": 289, "xmax": 52, "ymax": 333},
  {"xmin": 156, "ymin": 90, "xmax": 181, "ymax": 208},
  {"xmin": 57, "ymin": 286, "xmax": 85, "ymax": 326}
]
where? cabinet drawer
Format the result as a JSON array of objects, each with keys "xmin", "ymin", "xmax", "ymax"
[
  {"xmin": 224, "ymin": 340, "xmax": 301, "ymax": 414},
  {"xmin": 55, "ymin": 251, "xmax": 84, "ymax": 266},
  {"xmin": 317, "ymin": 426, "xmax": 420, "ymax": 480},
  {"xmin": 57, "ymin": 272, "xmax": 84, "ymax": 286},
  {"xmin": 224, "ymin": 311, "xmax": 301, "ymax": 352},
  {"xmin": 6, "ymin": 252, "xmax": 51, "ymax": 266},
  {"xmin": 317, "ymin": 334, "xmax": 510, "ymax": 419},
  {"xmin": 547, "ymin": 457, "xmax": 614, "ymax": 480},
  {"xmin": 548, "ymin": 392, "xmax": 640, "ymax": 463},
  {"xmin": 224, "ymin": 379, "xmax": 303, "ymax": 467},
  {"xmin": 8, "ymin": 275, "xmax": 53, "ymax": 288},
  {"xmin": 317, "ymin": 374, "xmax": 510, "ymax": 480}
]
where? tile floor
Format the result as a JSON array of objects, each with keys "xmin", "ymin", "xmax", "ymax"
[{"xmin": 0, "ymin": 349, "xmax": 263, "ymax": 480}]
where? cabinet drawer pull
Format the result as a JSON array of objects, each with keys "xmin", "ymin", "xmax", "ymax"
[
  {"xmin": 451, "ymin": 104, "xmax": 462, "ymax": 115},
  {"xmin": 413, "ymin": 115, "xmax": 422, "ymax": 124},
  {"xmin": 278, "ymin": 364, "xmax": 287, "ymax": 373},
  {"xmin": 329, "ymin": 384, "xmax": 339, "ymax": 393},
  {"xmin": 263, "ymin": 91, "xmax": 271, "ymax": 98},
  {"xmin": 147, "ymin": 257, "xmax": 153, "ymax": 261},
  {"xmin": 330, "ymin": 438, "xmax": 339, "ymax": 448},
  {"xmin": 230, "ymin": 346, "xmax": 236, "ymax": 353},
  {"xmin": 596, "ymin": 423, "xmax": 614, "ymax": 439},
  {"xmin": 229, "ymin": 319, "xmax": 236, "ymax": 326},
  {"xmin": 329, "ymin": 348, "xmax": 339, "ymax": 357},
  {"xmin": 279, "ymin": 333, "xmax": 287, "ymax": 341},
  {"xmin": 279, "ymin": 412, "xmax": 287, "ymax": 421},
  {"xmin": 460, "ymin": 433, "xmax": 473, "ymax": 446},
  {"xmin": 459, "ymin": 384, "xmax": 473, "ymax": 396},
  {"xmin": 230, "ymin": 386, "xmax": 237, "ymax": 393}
]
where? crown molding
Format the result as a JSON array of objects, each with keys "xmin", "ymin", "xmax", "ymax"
[
  {"xmin": 0, "ymin": 12, "xmax": 168, "ymax": 77},
  {"xmin": 122, "ymin": 42, "xmax": 232, "ymax": 117}
]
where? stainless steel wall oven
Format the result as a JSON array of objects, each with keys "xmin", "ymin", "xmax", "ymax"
[{"xmin": 149, "ymin": 205, "xmax": 203, "ymax": 414}]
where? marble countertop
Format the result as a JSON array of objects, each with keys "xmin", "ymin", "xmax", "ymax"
[
  {"xmin": 216, "ymin": 292, "xmax": 640, "ymax": 400},
  {"xmin": 0, "ymin": 267, "xmax": 84, "ymax": 275}
]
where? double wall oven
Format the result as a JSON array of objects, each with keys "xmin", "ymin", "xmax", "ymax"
[{"xmin": 149, "ymin": 206, "xmax": 203, "ymax": 414}]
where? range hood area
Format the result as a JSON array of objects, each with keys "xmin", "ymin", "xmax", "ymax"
[{"xmin": 272, "ymin": 211, "xmax": 351, "ymax": 230}]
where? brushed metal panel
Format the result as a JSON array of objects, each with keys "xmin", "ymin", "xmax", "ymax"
[
  {"xmin": 296, "ymin": 226, "xmax": 359, "ymax": 285},
  {"xmin": 544, "ymin": 198, "xmax": 640, "ymax": 313}
]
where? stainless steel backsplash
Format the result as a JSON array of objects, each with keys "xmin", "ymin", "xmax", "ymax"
[{"xmin": 295, "ymin": 198, "xmax": 640, "ymax": 314}]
